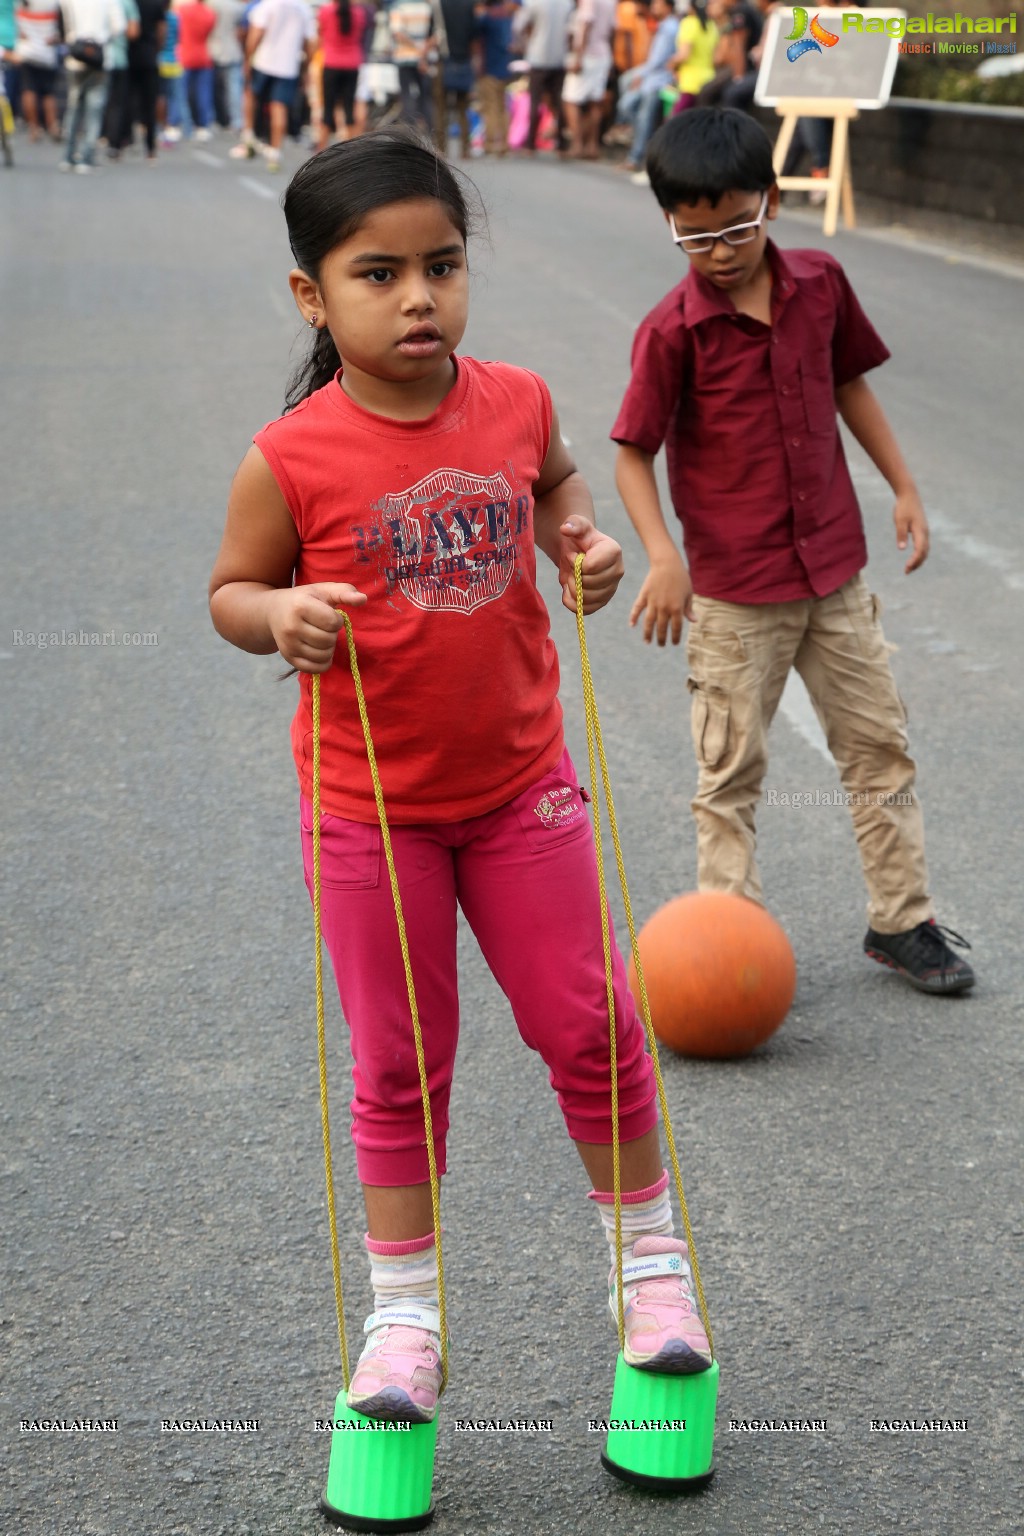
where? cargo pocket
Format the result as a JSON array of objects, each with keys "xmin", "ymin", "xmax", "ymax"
[
  {"xmin": 844, "ymin": 580, "xmax": 911, "ymax": 731},
  {"xmin": 687, "ymin": 677, "xmax": 731, "ymax": 771}
]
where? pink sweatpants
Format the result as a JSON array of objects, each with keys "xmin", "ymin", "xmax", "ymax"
[{"xmin": 301, "ymin": 749, "xmax": 657, "ymax": 1185}]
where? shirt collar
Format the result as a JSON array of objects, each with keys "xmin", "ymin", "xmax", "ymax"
[{"xmin": 681, "ymin": 239, "xmax": 796, "ymax": 327}]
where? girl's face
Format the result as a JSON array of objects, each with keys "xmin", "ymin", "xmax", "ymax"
[{"xmin": 293, "ymin": 197, "xmax": 470, "ymax": 415}]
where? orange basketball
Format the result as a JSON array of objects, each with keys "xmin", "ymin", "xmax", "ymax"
[{"xmin": 627, "ymin": 891, "xmax": 796, "ymax": 1059}]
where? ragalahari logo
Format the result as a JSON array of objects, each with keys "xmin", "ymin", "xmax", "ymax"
[
  {"xmin": 785, "ymin": 10, "xmax": 1018, "ymax": 62},
  {"xmin": 786, "ymin": 7, "xmax": 840, "ymax": 62}
]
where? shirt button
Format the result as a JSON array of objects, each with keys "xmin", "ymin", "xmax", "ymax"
[
  {"xmin": 798, "ymin": 492, "xmax": 806, "ymax": 502},
  {"xmin": 771, "ymin": 336, "xmax": 778, "ymax": 345},
  {"xmin": 799, "ymin": 538, "xmax": 808, "ymax": 547},
  {"xmin": 792, "ymin": 438, "xmax": 801, "ymax": 447},
  {"xmin": 782, "ymin": 386, "xmax": 790, "ymax": 395}
]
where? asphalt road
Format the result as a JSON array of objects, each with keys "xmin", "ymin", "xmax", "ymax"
[{"xmin": 2, "ymin": 131, "xmax": 1021, "ymax": 1536}]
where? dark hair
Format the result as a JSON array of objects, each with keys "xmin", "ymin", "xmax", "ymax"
[
  {"xmin": 335, "ymin": 0, "xmax": 351, "ymax": 35},
  {"xmin": 282, "ymin": 127, "xmax": 477, "ymax": 411},
  {"xmin": 645, "ymin": 108, "xmax": 776, "ymax": 211},
  {"xmin": 690, "ymin": 0, "xmax": 710, "ymax": 29}
]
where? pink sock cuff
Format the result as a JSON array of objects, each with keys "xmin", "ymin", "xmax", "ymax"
[
  {"xmin": 587, "ymin": 1170, "xmax": 669, "ymax": 1207},
  {"xmin": 364, "ymin": 1231, "xmax": 437, "ymax": 1257}
]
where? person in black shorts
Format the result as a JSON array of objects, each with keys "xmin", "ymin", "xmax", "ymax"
[
  {"xmin": 20, "ymin": 60, "xmax": 60, "ymax": 138},
  {"xmin": 322, "ymin": 63, "xmax": 356, "ymax": 130},
  {"xmin": 317, "ymin": 0, "xmax": 369, "ymax": 147},
  {"xmin": 13, "ymin": 0, "xmax": 62, "ymax": 141}
]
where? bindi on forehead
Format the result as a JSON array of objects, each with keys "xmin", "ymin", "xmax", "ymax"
[{"xmin": 347, "ymin": 244, "xmax": 465, "ymax": 267}]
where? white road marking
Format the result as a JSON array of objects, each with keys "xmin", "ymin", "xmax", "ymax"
[
  {"xmin": 924, "ymin": 508, "xmax": 1024, "ymax": 593},
  {"xmin": 192, "ymin": 150, "xmax": 223, "ymax": 170},
  {"xmin": 240, "ymin": 175, "xmax": 277, "ymax": 201},
  {"xmin": 779, "ymin": 673, "xmax": 831, "ymax": 762}
]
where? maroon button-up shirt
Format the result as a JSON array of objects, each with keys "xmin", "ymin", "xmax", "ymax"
[{"xmin": 611, "ymin": 241, "xmax": 891, "ymax": 603}]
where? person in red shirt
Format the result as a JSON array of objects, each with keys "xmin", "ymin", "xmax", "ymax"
[
  {"xmin": 175, "ymin": 0, "xmax": 216, "ymax": 135},
  {"xmin": 209, "ymin": 130, "xmax": 713, "ymax": 1427},
  {"xmin": 316, "ymin": 0, "xmax": 368, "ymax": 149},
  {"xmin": 613, "ymin": 108, "xmax": 974, "ymax": 997}
]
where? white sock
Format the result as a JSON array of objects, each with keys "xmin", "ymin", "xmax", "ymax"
[
  {"xmin": 364, "ymin": 1234, "xmax": 439, "ymax": 1318},
  {"xmin": 589, "ymin": 1172, "xmax": 674, "ymax": 1263}
]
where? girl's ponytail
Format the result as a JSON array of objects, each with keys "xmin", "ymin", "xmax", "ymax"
[{"xmin": 285, "ymin": 327, "xmax": 343, "ymax": 413}]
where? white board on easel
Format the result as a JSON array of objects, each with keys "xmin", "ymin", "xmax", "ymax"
[
  {"xmin": 754, "ymin": 8, "xmax": 905, "ymax": 234},
  {"xmin": 755, "ymin": 7, "xmax": 904, "ymax": 109}
]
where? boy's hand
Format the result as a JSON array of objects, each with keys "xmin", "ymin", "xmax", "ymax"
[
  {"xmin": 629, "ymin": 552, "xmax": 693, "ymax": 646},
  {"xmin": 558, "ymin": 518, "xmax": 624, "ymax": 615},
  {"xmin": 894, "ymin": 489, "xmax": 930, "ymax": 574},
  {"xmin": 267, "ymin": 583, "xmax": 366, "ymax": 672}
]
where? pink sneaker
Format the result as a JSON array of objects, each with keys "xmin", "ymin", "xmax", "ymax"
[
  {"xmin": 611, "ymin": 1236, "xmax": 712, "ymax": 1374},
  {"xmin": 347, "ymin": 1304, "xmax": 443, "ymax": 1423}
]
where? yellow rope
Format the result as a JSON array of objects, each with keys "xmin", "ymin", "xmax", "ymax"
[
  {"xmin": 311, "ymin": 566, "xmax": 713, "ymax": 1389},
  {"xmin": 311, "ymin": 614, "xmax": 449, "ymax": 1395},
  {"xmin": 573, "ymin": 554, "xmax": 715, "ymax": 1361},
  {"xmin": 312, "ymin": 670, "xmax": 350, "ymax": 1388}
]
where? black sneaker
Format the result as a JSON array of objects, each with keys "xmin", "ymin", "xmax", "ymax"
[{"xmin": 864, "ymin": 920, "xmax": 974, "ymax": 995}]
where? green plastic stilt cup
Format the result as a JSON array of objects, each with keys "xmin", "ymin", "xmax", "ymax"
[
  {"xmin": 601, "ymin": 1355, "xmax": 718, "ymax": 1491},
  {"xmin": 321, "ymin": 1393, "xmax": 438, "ymax": 1532}
]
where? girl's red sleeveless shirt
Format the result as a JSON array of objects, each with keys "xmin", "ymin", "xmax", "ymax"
[{"xmin": 254, "ymin": 357, "xmax": 565, "ymax": 823}]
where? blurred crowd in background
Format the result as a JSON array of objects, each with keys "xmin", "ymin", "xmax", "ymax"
[{"xmin": 2, "ymin": 0, "xmax": 828, "ymax": 186}]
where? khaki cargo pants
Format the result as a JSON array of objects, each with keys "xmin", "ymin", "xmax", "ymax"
[{"xmin": 685, "ymin": 574, "xmax": 933, "ymax": 935}]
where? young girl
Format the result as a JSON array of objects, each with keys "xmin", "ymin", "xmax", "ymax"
[{"xmin": 209, "ymin": 128, "xmax": 711, "ymax": 1424}]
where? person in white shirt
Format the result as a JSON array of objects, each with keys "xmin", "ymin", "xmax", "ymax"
[
  {"xmin": 58, "ymin": 0, "xmax": 125, "ymax": 169},
  {"xmin": 561, "ymin": 0, "xmax": 614, "ymax": 158},
  {"xmin": 229, "ymin": 0, "xmax": 315, "ymax": 168},
  {"xmin": 514, "ymin": 0, "xmax": 571, "ymax": 153}
]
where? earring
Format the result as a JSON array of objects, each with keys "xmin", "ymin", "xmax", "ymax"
[{"xmin": 308, "ymin": 314, "xmax": 319, "ymax": 330}]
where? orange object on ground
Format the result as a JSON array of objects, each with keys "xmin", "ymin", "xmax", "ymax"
[{"xmin": 628, "ymin": 891, "xmax": 796, "ymax": 1059}]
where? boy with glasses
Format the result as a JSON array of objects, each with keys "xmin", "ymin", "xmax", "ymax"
[{"xmin": 611, "ymin": 108, "xmax": 974, "ymax": 995}]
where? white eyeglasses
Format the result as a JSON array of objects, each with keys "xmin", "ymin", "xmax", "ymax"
[{"xmin": 670, "ymin": 193, "xmax": 769, "ymax": 255}]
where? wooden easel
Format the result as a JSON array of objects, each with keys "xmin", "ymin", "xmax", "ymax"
[{"xmin": 772, "ymin": 98, "xmax": 858, "ymax": 237}]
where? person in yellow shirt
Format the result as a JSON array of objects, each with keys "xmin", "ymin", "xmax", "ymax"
[{"xmin": 670, "ymin": 0, "xmax": 717, "ymax": 107}]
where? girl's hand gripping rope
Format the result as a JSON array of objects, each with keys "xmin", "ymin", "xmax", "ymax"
[
  {"xmin": 557, "ymin": 518, "xmax": 625, "ymax": 617},
  {"xmin": 267, "ymin": 583, "xmax": 367, "ymax": 673}
]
